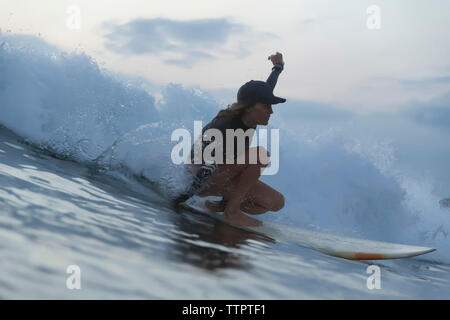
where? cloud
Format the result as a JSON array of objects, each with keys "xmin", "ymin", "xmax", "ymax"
[
  {"xmin": 294, "ymin": 17, "xmax": 321, "ymax": 33},
  {"xmin": 294, "ymin": 16, "xmax": 341, "ymax": 33},
  {"xmin": 276, "ymin": 99, "xmax": 355, "ymax": 123},
  {"xmin": 101, "ymin": 17, "xmax": 273, "ymax": 68},
  {"xmin": 296, "ymin": 18, "xmax": 320, "ymax": 26},
  {"xmin": 400, "ymin": 76, "xmax": 450, "ymax": 88},
  {"xmin": 162, "ymin": 50, "xmax": 216, "ymax": 68},
  {"xmin": 404, "ymin": 91, "xmax": 450, "ymax": 130}
]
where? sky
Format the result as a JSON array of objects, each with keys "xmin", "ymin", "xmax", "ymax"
[{"xmin": 1, "ymin": 0, "xmax": 450, "ymax": 112}]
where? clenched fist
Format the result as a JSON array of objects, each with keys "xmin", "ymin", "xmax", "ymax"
[{"xmin": 268, "ymin": 52, "xmax": 284, "ymax": 66}]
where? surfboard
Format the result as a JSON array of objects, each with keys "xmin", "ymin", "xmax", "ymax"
[{"xmin": 179, "ymin": 197, "xmax": 436, "ymax": 261}]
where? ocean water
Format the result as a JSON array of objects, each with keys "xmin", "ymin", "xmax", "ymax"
[{"xmin": 1, "ymin": 33, "xmax": 450, "ymax": 299}]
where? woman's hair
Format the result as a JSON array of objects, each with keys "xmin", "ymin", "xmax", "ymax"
[{"xmin": 212, "ymin": 101, "xmax": 255, "ymax": 120}]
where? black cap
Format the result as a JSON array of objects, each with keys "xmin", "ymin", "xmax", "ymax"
[{"xmin": 237, "ymin": 80, "xmax": 287, "ymax": 105}]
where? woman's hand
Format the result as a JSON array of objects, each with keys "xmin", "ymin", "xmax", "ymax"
[{"xmin": 268, "ymin": 52, "xmax": 284, "ymax": 65}]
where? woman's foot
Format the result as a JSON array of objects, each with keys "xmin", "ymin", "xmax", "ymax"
[
  {"xmin": 223, "ymin": 210, "xmax": 263, "ymax": 227},
  {"xmin": 205, "ymin": 199, "xmax": 228, "ymax": 213}
]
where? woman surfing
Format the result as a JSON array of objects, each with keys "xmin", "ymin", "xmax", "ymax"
[{"xmin": 175, "ymin": 52, "xmax": 287, "ymax": 227}]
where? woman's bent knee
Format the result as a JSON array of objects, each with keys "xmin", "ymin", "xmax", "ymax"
[
  {"xmin": 271, "ymin": 193, "xmax": 285, "ymax": 212},
  {"xmin": 243, "ymin": 146, "xmax": 270, "ymax": 167}
]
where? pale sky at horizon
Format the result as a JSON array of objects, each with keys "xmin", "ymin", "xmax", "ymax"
[{"xmin": 1, "ymin": 0, "xmax": 450, "ymax": 113}]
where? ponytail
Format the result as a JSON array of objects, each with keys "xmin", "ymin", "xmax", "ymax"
[{"xmin": 212, "ymin": 101, "xmax": 255, "ymax": 120}]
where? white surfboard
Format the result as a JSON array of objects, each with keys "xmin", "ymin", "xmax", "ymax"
[{"xmin": 179, "ymin": 198, "xmax": 436, "ymax": 260}]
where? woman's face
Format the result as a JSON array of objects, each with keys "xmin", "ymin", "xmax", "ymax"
[{"xmin": 246, "ymin": 102, "xmax": 273, "ymax": 125}]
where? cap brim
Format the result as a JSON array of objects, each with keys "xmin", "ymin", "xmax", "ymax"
[{"xmin": 271, "ymin": 96, "xmax": 287, "ymax": 104}]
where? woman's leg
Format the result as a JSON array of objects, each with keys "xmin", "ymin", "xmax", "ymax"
[
  {"xmin": 239, "ymin": 180, "xmax": 285, "ymax": 215},
  {"xmin": 220, "ymin": 161, "xmax": 265, "ymax": 226},
  {"xmin": 205, "ymin": 180, "xmax": 284, "ymax": 215},
  {"xmin": 197, "ymin": 147, "xmax": 283, "ymax": 226}
]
